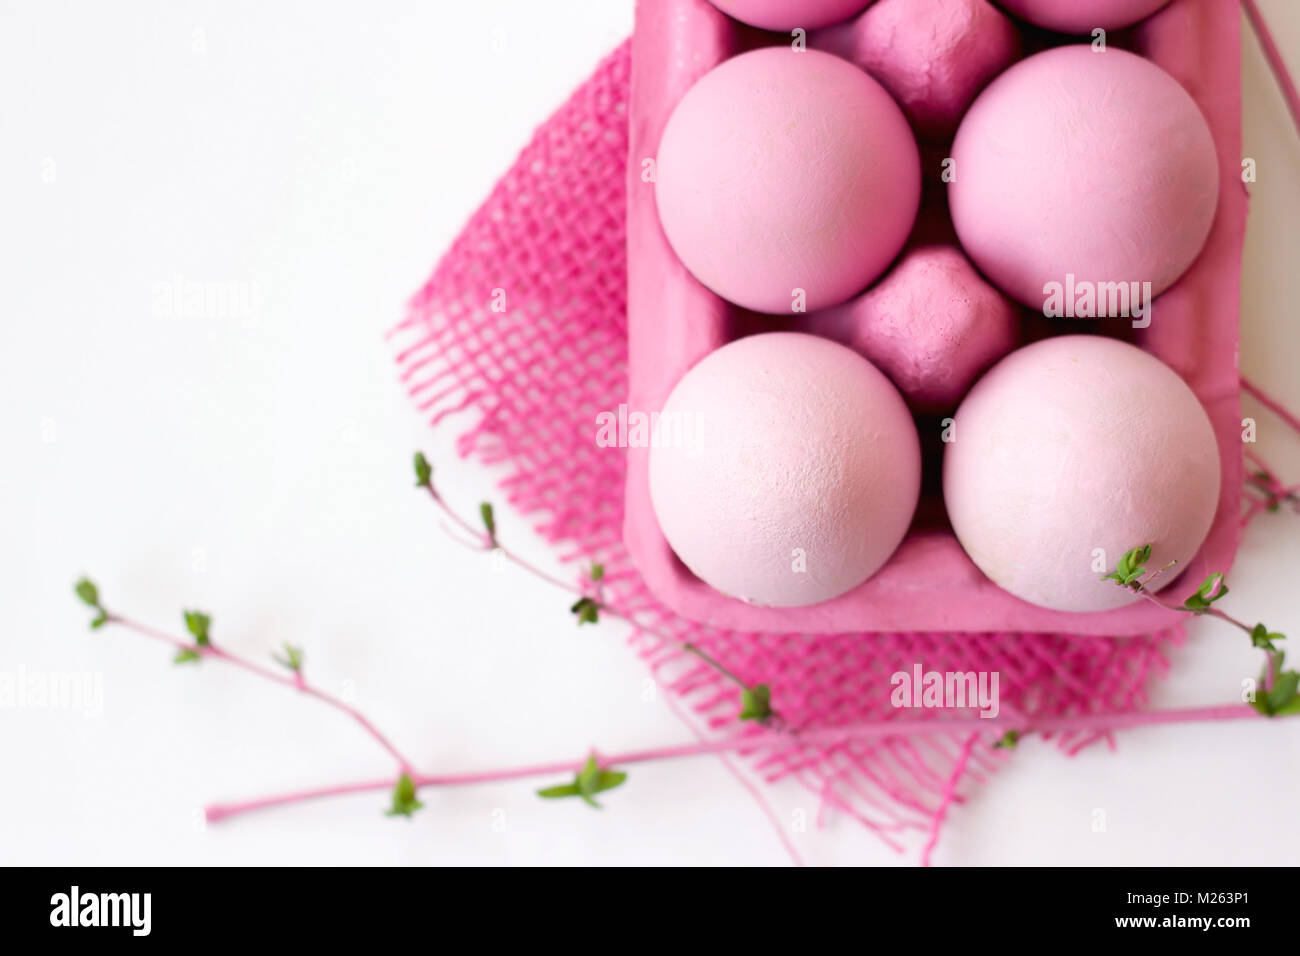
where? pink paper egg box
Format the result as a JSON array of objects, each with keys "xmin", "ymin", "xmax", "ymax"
[{"xmin": 624, "ymin": 0, "xmax": 1246, "ymax": 636}]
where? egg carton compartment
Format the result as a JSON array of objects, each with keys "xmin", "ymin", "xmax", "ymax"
[{"xmin": 625, "ymin": 0, "xmax": 1246, "ymax": 635}]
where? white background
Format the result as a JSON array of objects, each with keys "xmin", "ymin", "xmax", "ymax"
[{"xmin": 2, "ymin": 0, "xmax": 1298, "ymax": 866}]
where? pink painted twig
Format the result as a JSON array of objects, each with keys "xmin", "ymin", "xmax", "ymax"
[
  {"xmin": 419, "ymin": 481, "xmax": 756, "ymax": 696},
  {"xmin": 202, "ymin": 703, "xmax": 1278, "ymax": 824},
  {"xmin": 110, "ymin": 614, "xmax": 415, "ymax": 771},
  {"xmin": 1243, "ymin": 376, "xmax": 1300, "ymax": 436},
  {"xmin": 1242, "ymin": 0, "xmax": 1300, "ymax": 138}
]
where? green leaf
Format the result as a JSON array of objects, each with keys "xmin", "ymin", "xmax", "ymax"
[
  {"xmin": 183, "ymin": 610, "xmax": 212, "ymax": 646},
  {"xmin": 993, "ymin": 729, "xmax": 1020, "ymax": 750},
  {"xmin": 576, "ymin": 755, "xmax": 602, "ymax": 806},
  {"xmin": 74, "ymin": 577, "xmax": 100, "ymax": 608},
  {"xmin": 1128, "ymin": 546, "xmax": 1150, "ymax": 581},
  {"xmin": 385, "ymin": 773, "xmax": 424, "ymax": 818},
  {"xmin": 273, "ymin": 642, "xmax": 303, "ymax": 672},
  {"xmin": 1272, "ymin": 693, "xmax": 1300, "ymax": 716},
  {"xmin": 479, "ymin": 502, "xmax": 496, "ymax": 545},
  {"xmin": 1102, "ymin": 545, "xmax": 1152, "ymax": 587},
  {"xmin": 570, "ymin": 596, "xmax": 600, "ymax": 626},
  {"xmin": 536, "ymin": 783, "xmax": 582, "ymax": 799},
  {"xmin": 1251, "ymin": 656, "xmax": 1297, "ymax": 716},
  {"xmin": 595, "ymin": 769, "xmax": 627, "ymax": 793},
  {"xmin": 739, "ymin": 684, "xmax": 773, "ymax": 722},
  {"xmin": 590, "ymin": 562, "xmax": 605, "ymax": 582},
  {"xmin": 76, "ymin": 579, "xmax": 110, "ymax": 630},
  {"xmin": 413, "ymin": 451, "xmax": 432, "ymax": 487},
  {"xmin": 1250, "ymin": 624, "xmax": 1285, "ymax": 652},
  {"xmin": 173, "ymin": 648, "xmax": 201, "ymax": 665},
  {"xmin": 1184, "ymin": 574, "xmax": 1228, "ymax": 612},
  {"xmin": 1126, "ymin": 546, "xmax": 1152, "ymax": 587},
  {"xmin": 1267, "ymin": 671, "xmax": 1300, "ymax": 717},
  {"xmin": 1197, "ymin": 573, "xmax": 1226, "ymax": 601},
  {"xmin": 536, "ymin": 755, "xmax": 627, "ymax": 808}
]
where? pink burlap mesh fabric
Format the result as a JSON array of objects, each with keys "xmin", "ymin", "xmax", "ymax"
[{"xmin": 390, "ymin": 41, "xmax": 1184, "ymax": 860}]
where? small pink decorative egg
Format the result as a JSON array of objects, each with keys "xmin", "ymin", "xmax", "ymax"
[
  {"xmin": 950, "ymin": 46, "xmax": 1219, "ymax": 311},
  {"xmin": 943, "ymin": 336, "xmax": 1221, "ymax": 613},
  {"xmin": 997, "ymin": 0, "xmax": 1171, "ymax": 32},
  {"xmin": 708, "ymin": 0, "xmax": 873, "ymax": 31},
  {"xmin": 814, "ymin": 0, "xmax": 1020, "ymax": 139},
  {"xmin": 656, "ymin": 47, "xmax": 920, "ymax": 314},
  {"xmin": 649, "ymin": 333, "xmax": 921, "ymax": 607}
]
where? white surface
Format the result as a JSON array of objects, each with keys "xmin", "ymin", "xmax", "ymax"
[{"xmin": 2, "ymin": 0, "xmax": 1298, "ymax": 866}]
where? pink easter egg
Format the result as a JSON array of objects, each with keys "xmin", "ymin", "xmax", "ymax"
[
  {"xmin": 949, "ymin": 46, "xmax": 1219, "ymax": 312},
  {"xmin": 943, "ymin": 335, "xmax": 1221, "ymax": 613},
  {"xmin": 649, "ymin": 333, "xmax": 921, "ymax": 607},
  {"xmin": 814, "ymin": 0, "xmax": 1020, "ymax": 139},
  {"xmin": 997, "ymin": 0, "xmax": 1171, "ymax": 32},
  {"xmin": 708, "ymin": 0, "xmax": 874, "ymax": 31},
  {"xmin": 655, "ymin": 47, "xmax": 920, "ymax": 314},
  {"xmin": 807, "ymin": 245, "xmax": 1019, "ymax": 411}
]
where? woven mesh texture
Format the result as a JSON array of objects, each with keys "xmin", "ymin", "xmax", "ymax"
[{"xmin": 390, "ymin": 41, "xmax": 1184, "ymax": 859}]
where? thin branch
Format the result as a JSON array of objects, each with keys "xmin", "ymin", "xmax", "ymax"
[
  {"xmin": 418, "ymin": 480, "xmax": 760, "ymax": 701},
  {"xmin": 1122, "ymin": 554, "xmax": 1285, "ymax": 693},
  {"xmin": 202, "ymin": 703, "xmax": 1286, "ymax": 824},
  {"xmin": 107, "ymin": 613, "xmax": 416, "ymax": 772}
]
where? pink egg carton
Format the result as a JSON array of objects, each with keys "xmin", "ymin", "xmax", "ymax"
[{"xmin": 624, "ymin": 0, "xmax": 1247, "ymax": 636}]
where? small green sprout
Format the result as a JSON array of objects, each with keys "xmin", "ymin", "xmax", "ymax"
[
  {"xmin": 570, "ymin": 597, "xmax": 600, "ymax": 625},
  {"xmin": 385, "ymin": 773, "xmax": 424, "ymax": 818},
  {"xmin": 1182, "ymin": 573, "xmax": 1229, "ymax": 613},
  {"xmin": 537, "ymin": 755, "xmax": 627, "ymax": 808},
  {"xmin": 74, "ymin": 577, "xmax": 109, "ymax": 629},
  {"xmin": 1252, "ymin": 653, "xmax": 1300, "ymax": 718},
  {"xmin": 413, "ymin": 451, "xmax": 433, "ymax": 488},
  {"xmin": 274, "ymin": 643, "xmax": 304, "ymax": 672},
  {"xmin": 1100, "ymin": 545, "xmax": 1152, "ymax": 589},
  {"xmin": 1250, "ymin": 624, "xmax": 1285, "ymax": 653},
  {"xmin": 739, "ymin": 684, "xmax": 773, "ymax": 722}
]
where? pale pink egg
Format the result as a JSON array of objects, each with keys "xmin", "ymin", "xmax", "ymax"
[
  {"xmin": 943, "ymin": 336, "xmax": 1221, "ymax": 613},
  {"xmin": 655, "ymin": 47, "xmax": 920, "ymax": 314},
  {"xmin": 708, "ymin": 0, "xmax": 873, "ymax": 31},
  {"xmin": 649, "ymin": 333, "xmax": 921, "ymax": 607},
  {"xmin": 997, "ymin": 0, "xmax": 1170, "ymax": 32},
  {"xmin": 949, "ymin": 46, "xmax": 1219, "ymax": 312}
]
